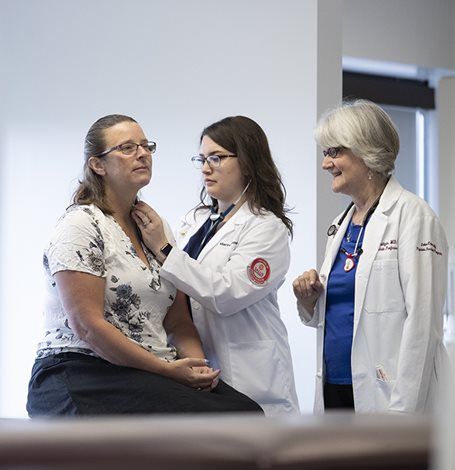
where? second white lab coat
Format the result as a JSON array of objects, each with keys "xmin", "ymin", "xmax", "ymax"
[
  {"xmin": 160, "ymin": 202, "xmax": 300, "ymax": 416},
  {"xmin": 298, "ymin": 176, "xmax": 448, "ymax": 414}
]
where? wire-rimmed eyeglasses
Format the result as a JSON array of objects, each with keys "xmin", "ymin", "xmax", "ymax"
[
  {"xmin": 191, "ymin": 154, "xmax": 237, "ymax": 169},
  {"xmin": 94, "ymin": 141, "xmax": 157, "ymax": 158},
  {"xmin": 322, "ymin": 147, "xmax": 344, "ymax": 159}
]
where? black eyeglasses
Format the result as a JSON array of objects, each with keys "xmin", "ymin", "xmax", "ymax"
[
  {"xmin": 191, "ymin": 154, "xmax": 236, "ymax": 169},
  {"xmin": 94, "ymin": 141, "xmax": 157, "ymax": 158},
  {"xmin": 322, "ymin": 147, "xmax": 344, "ymax": 158}
]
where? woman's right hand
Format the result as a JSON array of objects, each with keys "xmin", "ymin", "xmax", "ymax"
[
  {"xmin": 292, "ymin": 269, "xmax": 324, "ymax": 311},
  {"xmin": 163, "ymin": 358, "xmax": 220, "ymax": 390},
  {"xmin": 192, "ymin": 365, "xmax": 220, "ymax": 391},
  {"xmin": 132, "ymin": 201, "xmax": 168, "ymax": 257}
]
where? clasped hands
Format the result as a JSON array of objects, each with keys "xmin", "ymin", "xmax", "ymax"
[{"xmin": 167, "ymin": 358, "xmax": 220, "ymax": 392}]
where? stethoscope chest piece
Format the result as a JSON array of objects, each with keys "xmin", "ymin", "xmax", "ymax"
[
  {"xmin": 210, "ymin": 213, "xmax": 222, "ymax": 221},
  {"xmin": 327, "ymin": 224, "xmax": 338, "ymax": 237},
  {"xmin": 327, "ymin": 202, "xmax": 354, "ymax": 238}
]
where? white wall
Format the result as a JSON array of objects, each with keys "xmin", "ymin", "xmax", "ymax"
[
  {"xmin": 343, "ymin": 0, "xmax": 455, "ymax": 70},
  {"xmin": 438, "ymin": 76, "xmax": 455, "ymax": 265},
  {"xmin": 0, "ymin": 0, "xmax": 345, "ymax": 417}
]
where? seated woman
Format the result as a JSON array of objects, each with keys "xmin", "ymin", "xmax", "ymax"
[{"xmin": 26, "ymin": 114, "xmax": 263, "ymax": 416}]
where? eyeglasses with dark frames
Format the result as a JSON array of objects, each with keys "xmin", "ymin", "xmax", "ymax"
[
  {"xmin": 94, "ymin": 141, "xmax": 157, "ymax": 158},
  {"xmin": 322, "ymin": 147, "xmax": 344, "ymax": 159},
  {"xmin": 191, "ymin": 154, "xmax": 237, "ymax": 169}
]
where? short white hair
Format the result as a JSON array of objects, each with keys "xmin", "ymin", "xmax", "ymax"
[{"xmin": 314, "ymin": 99, "xmax": 400, "ymax": 177}]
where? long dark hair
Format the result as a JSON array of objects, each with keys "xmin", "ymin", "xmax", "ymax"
[
  {"xmin": 72, "ymin": 114, "xmax": 137, "ymax": 214},
  {"xmin": 198, "ymin": 115, "xmax": 293, "ymax": 236}
]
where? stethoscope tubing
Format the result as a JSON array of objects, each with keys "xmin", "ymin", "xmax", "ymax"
[
  {"xmin": 327, "ymin": 197, "xmax": 381, "ymax": 238},
  {"xmin": 326, "ymin": 202, "xmax": 354, "ymax": 237}
]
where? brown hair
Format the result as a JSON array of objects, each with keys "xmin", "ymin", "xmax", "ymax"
[
  {"xmin": 72, "ymin": 114, "xmax": 137, "ymax": 214},
  {"xmin": 199, "ymin": 116, "xmax": 293, "ymax": 236}
]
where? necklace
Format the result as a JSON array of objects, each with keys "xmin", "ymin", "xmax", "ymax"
[{"xmin": 341, "ymin": 226, "xmax": 364, "ymax": 272}]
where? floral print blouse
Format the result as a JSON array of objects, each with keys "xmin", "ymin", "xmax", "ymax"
[{"xmin": 37, "ymin": 204, "xmax": 178, "ymax": 362}]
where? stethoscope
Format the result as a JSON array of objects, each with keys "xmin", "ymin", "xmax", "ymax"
[
  {"xmin": 327, "ymin": 202, "xmax": 354, "ymax": 237},
  {"xmin": 199, "ymin": 203, "xmax": 236, "ymax": 247},
  {"xmin": 327, "ymin": 197, "xmax": 381, "ymax": 237},
  {"xmin": 195, "ymin": 181, "xmax": 251, "ymax": 257}
]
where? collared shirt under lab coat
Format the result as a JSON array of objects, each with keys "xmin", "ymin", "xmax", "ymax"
[
  {"xmin": 298, "ymin": 176, "xmax": 449, "ymax": 414},
  {"xmin": 160, "ymin": 202, "xmax": 300, "ymax": 416}
]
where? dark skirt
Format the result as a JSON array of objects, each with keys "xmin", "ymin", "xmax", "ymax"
[
  {"xmin": 27, "ymin": 352, "xmax": 263, "ymax": 417},
  {"xmin": 323, "ymin": 382, "xmax": 355, "ymax": 410}
]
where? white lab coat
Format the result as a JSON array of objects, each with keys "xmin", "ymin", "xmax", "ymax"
[
  {"xmin": 298, "ymin": 176, "xmax": 449, "ymax": 414},
  {"xmin": 160, "ymin": 202, "xmax": 300, "ymax": 416}
]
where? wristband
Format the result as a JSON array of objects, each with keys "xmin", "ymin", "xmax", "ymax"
[{"xmin": 160, "ymin": 243, "xmax": 173, "ymax": 258}]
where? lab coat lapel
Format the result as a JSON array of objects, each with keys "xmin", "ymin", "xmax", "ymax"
[
  {"xmin": 323, "ymin": 205, "xmax": 356, "ymax": 275},
  {"xmin": 177, "ymin": 209, "xmax": 210, "ymax": 243},
  {"xmin": 353, "ymin": 176, "xmax": 403, "ymax": 336},
  {"xmin": 317, "ymin": 205, "xmax": 356, "ymax": 328}
]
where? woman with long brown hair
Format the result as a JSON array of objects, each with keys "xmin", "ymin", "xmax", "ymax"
[{"xmin": 133, "ymin": 116, "xmax": 299, "ymax": 416}]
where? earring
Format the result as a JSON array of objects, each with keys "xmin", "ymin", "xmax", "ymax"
[{"xmin": 368, "ymin": 170, "xmax": 373, "ymax": 181}]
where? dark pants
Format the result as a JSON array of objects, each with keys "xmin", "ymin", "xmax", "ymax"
[
  {"xmin": 323, "ymin": 382, "xmax": 354, "ymax": 410},
  {"xmin": 27, "ymin": 353, "xmax": 263, "ymax": 417}
]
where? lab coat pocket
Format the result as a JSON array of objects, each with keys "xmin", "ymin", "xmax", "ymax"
[
  {"xmin": 364, "ymin": 259, "xmax": 405, "ymax": 314},
  {"xmin": 228, "ymin": 340, "xmax": 289, "ymax": 404},
  {"xmin": 375, "ymin": 378, "xmax": 396, "ymax": 410}
]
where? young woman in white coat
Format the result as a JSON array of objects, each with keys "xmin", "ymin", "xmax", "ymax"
[
  {"xmin": 293, "ymin": 100, "xmax": 448, "ymax": 414},
  {"xmin": 133, "ymin": 115, "xmax": 300, "ymax": 416}
]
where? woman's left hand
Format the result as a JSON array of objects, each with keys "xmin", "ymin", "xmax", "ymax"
[{"xmin": 132, "ymin": 201, "xmax": 168, "ymax": 255}]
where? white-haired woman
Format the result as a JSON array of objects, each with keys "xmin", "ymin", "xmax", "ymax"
[{"xmin": 293, "ymin": 100, "xmax": 448, "ymax": 414}]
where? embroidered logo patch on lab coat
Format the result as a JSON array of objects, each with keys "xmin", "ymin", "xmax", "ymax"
[{"xmin": 247, "ymin": 258, "xmax": 270, "ymax": 285}]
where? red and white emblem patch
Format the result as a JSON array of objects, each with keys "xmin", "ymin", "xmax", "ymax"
[{"xmin": 247, "ymin": 258, "xmax": 271, "ymax": 285}]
